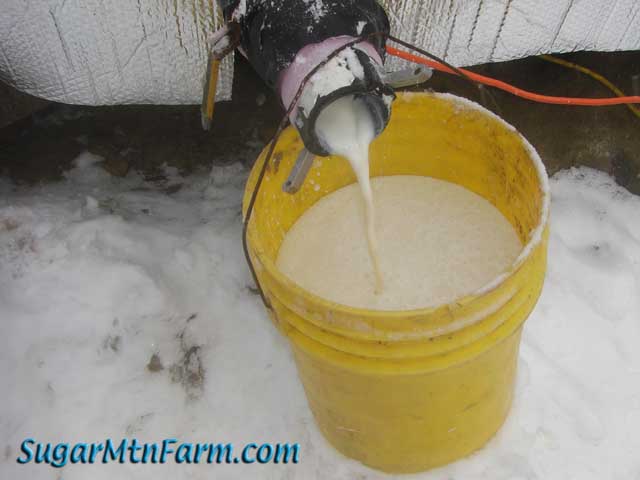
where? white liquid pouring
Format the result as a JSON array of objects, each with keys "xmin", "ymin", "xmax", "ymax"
[{"xmin": 313, "ymin": 95, "xmax": 384, "ymax": 293}]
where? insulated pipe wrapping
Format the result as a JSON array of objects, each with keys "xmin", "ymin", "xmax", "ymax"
[
  {"xmin": 381, "ymin": 0, "xmax": 640, "ymax": 69},
  {"xmin": 1, "ymin": 0, "xmax": 638, "ymax": 105},
  {"xmin": 0, "ymin": 0, "xmax": 234, "ymax": 104}
]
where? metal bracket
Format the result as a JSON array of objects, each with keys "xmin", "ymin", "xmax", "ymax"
[
  {"xmin": 282, "ymin": 148, "xmax": 316, "ymax": 194},
  {"xmin": 384, "ymin": 65, "xmax": 432, "ymax": 89}
]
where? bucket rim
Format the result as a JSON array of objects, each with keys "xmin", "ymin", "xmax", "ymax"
[{"xmin": 246, "ymin": 92, "xmax": 550, "ymax": 338}]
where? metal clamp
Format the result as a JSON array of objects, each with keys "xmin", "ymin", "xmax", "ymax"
[{"xmin": 282, "ymin": 148, "xmax": 316, "ymax": 194}]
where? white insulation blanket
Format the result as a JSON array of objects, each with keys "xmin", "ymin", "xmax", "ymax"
[{"xmin": 0, "ymin": 0, "xmax": 639, "ymax": 105}]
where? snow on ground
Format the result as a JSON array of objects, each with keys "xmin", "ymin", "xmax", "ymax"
[{"xmin": 0, "ymin": 155, "xmax": 639, "ymax": 479}]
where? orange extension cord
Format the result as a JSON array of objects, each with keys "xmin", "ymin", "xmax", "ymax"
[{"xmin": 386, "ymin": 46, "xmax": 640, "ymax": 107}]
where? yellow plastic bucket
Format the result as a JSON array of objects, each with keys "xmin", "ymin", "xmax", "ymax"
[{"xmin": 243, "ymin": 92, "xmax": 550, "ymax": 473}]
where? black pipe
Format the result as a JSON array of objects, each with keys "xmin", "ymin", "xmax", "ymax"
[{"xmin": 220, "ymin": 0, "xmax": 389, "ymax": 88}]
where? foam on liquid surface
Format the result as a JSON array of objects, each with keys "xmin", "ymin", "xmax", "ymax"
[{"xmin": 277, "ymin": 176, "xmax": 523, "ymax": 310}]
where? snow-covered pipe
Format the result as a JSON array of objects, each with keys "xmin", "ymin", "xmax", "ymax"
[
  {"xmin": 277, "ymin": 38, "xmax": 394, "ymax": 156},
  {"xmin": 222, "ymin": 0, "xmax": 393, "ymax": 156}
]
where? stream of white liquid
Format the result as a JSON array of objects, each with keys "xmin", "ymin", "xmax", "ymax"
[{"xmin": 313, "ymin": 95, "xmax": 384, "ymax": 293}]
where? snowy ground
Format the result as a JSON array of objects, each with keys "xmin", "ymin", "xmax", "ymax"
[{"xmin": 1, "ymin": 154, "xmax": 639, "ymax": 479}]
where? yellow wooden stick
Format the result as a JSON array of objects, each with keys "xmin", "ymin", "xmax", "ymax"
[{"xmin": 201, "ymin": 55, "xmax": 221, "ymax": 131}]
